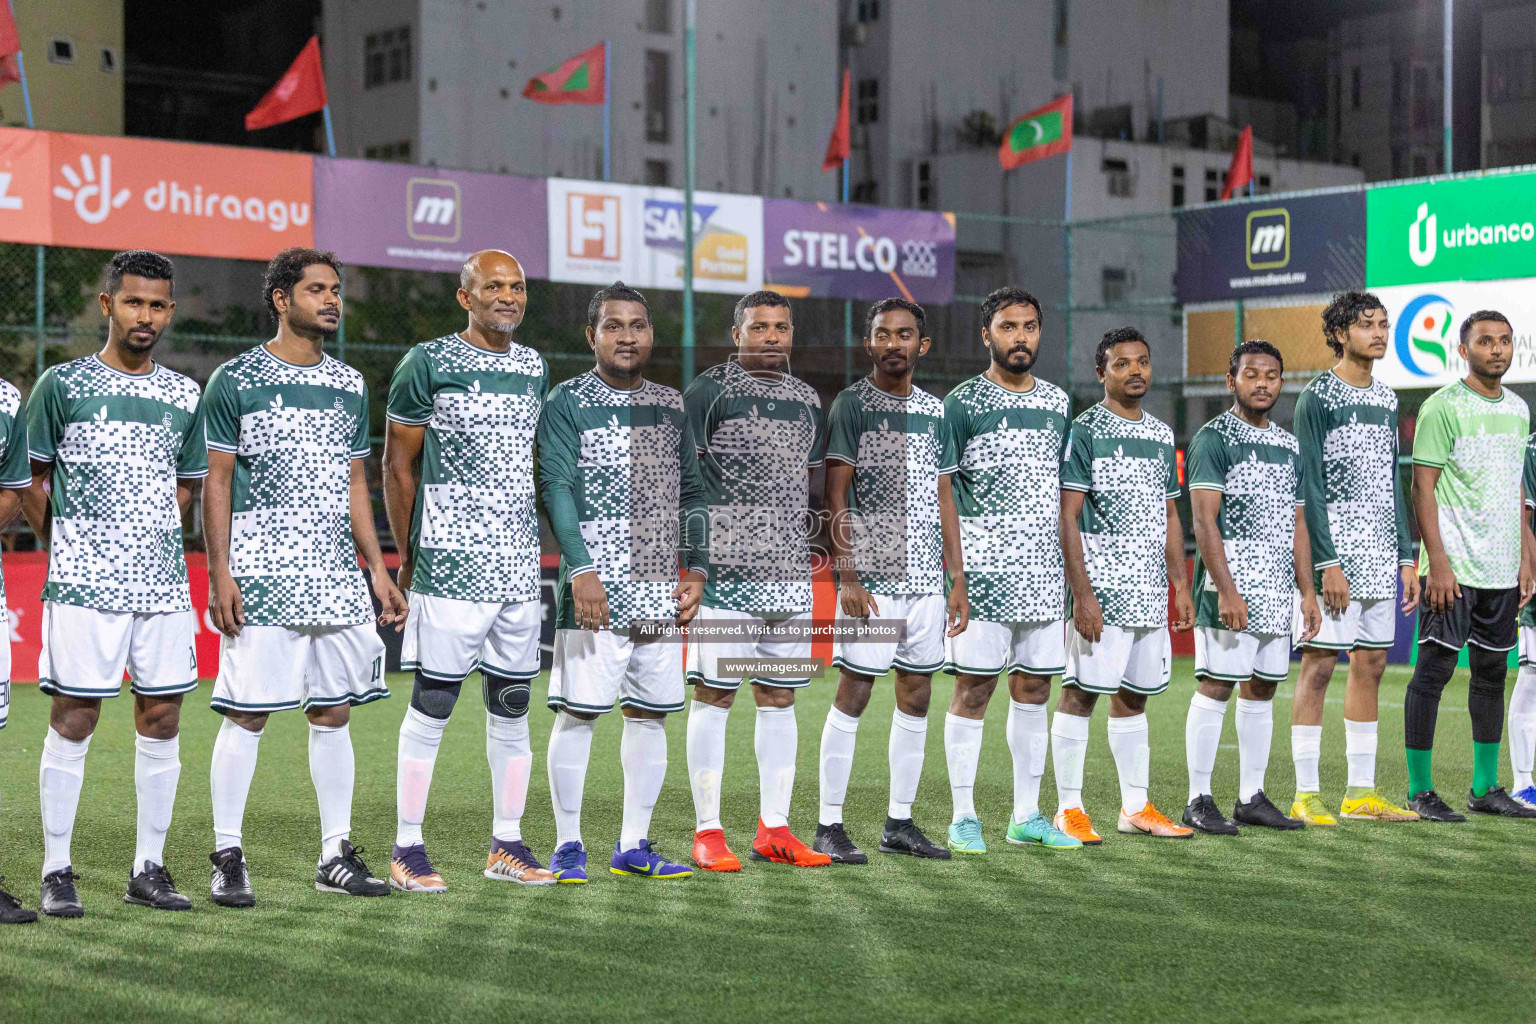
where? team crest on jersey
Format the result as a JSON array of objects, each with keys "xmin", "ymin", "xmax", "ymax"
[
  {"xmin": 333, "ymin": 398, "xmax": 345, "ymax": 410},
  {"xmin": 162, "ymin": 412, "xmax": 173, "ymax": 427}
]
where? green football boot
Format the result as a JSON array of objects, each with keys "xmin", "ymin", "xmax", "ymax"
[
  {"xmin": 1006, "ymin": 811, "xmax": 1085, "ymax": 850},
  {"xmin": 946, "ymin": 814, "xmax": 987, "ymax": 855}
]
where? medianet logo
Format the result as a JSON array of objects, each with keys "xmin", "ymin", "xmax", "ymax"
[{"xmin": 1409, "ymin": 201, "xmax": 1535, "ymax": 268}]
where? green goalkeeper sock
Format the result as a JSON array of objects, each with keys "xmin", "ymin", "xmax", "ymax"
[
  {"xmin": 1406, "ymin": 747, "xmax": 1434, "ymax": 799},
  {"xmin": 1471, "ymin": 741, "xmax": 1502, "ymax": 798}
]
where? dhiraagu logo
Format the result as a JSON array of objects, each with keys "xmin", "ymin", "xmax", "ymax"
[{"xmin": 1394, "ymin": 293, "xmax": 1454, "ymax": 376}]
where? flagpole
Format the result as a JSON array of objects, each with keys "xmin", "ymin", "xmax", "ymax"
[
  {"xmin": 681, "ymin": 2, "xmax": 696, "ymax": 385},
  {"xmin": 842, "ymin": 144, "xmax": 852, "ymax": 385},
  {"xmin": 321, "ymin": 103, "xmax": 337, "ymax": 157},
  {"xmin": 602, "ymin": 40, "xmax": 611, "ymax": 182},
  {"xmin": 8, "ymin": 0, "xmax": 42, "ymax": 381},
  {"xmin": 1062, "ymin": 145, "xmax": 1073, "ymax": 401}
]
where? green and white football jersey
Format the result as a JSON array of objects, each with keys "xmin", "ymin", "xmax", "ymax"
[
  {"xmin": 1188, "ymin": 412, "xmax": 1302, "ymax": 637},
  {"xmin": 945, "ymin": 374, "xmax": 1072, "ymax": 623},
  {"xmin": 202, "ymin": 345, "xmax": 372, "ymax": 627},
  {"xmin": 825, "ymin": 377, "xmax": 955, "ymax": 596},
  {"xmin": 538, "ymin": 371, "xmax": 708, "ymax": 629},
  {"xmin": 386, "ymin": 334, "xmax": 547, "ymax": 603},
  {"xmin": 0, "ymin": 379, "xmax": 28, "ymax": 623},
  {"xmin": 684, "ymin": 361, "xmax": 826, "ymax": 616},
  {"xmin": 1060, "ymin": 403, "xmax": 1179, "ymax": 629},
  {"xmin": 1519, "ymin": 433, "xmax": 1536, "ymax": 629},
  {"xmin": 1294, "ymin": 371, "xmax": 1414, "ymax": 601},
  {"xmin": 27, "ymin": 356, "xmax": 206, "ymax": 612},
  {"xmin": 1411, "ymin": 381, "xmax": 1529, "ymax": 589}
]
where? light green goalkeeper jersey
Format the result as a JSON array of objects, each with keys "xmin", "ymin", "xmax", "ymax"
[{"xmin": 1411, "ymin": 380, "xmax": 1529, "ymax": 589}]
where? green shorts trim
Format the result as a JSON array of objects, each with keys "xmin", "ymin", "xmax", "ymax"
[
  {"xmin": 42, "ymin": 677, "xmax": 198, "ymax": 700},
  {"xmin": 1061, "ymin": 674, "xmax": 1169, "ymax": 697}
]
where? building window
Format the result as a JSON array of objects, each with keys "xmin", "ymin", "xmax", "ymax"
[
  {"xmin": 1391, "ymin": 60, "xmax": 1405, "ymax": 106},
  {"xmin": 1171, "ymin": 164, "xmax": 1184, "ymax": 207},
  {"xmin": 645, "ymin": 0, "xmax": 671, "ymax": 33},
  {"xmin": 1102, "ymin": 157, "xmax": 1133, "ymax": 197},
  {"xmin": 858, "ymin": 0, "xmax": 881, "ymax": 22},
  {"xmin": 645, "ymin": 50, "xmax": 671, "ymax": 142},
  {"xmin": 1350, "ymin": 66, "xmax": 1361, "ymax": 109},
  {"xmin": 1487, "ymin": 49, "xmax": 1536, "ymax": 103},
  {"xmin": 1102, "ymin": 267, "xmax": 1129, "ymax": 305},
  {"xmin": 1412, "ymin": 65, "xmax": 1429, "ymax": 129},
  {"xmin": 1351, "ymin": 152, "xmax": 1361, "ymax": 167},
  {"xmin": 916, "ymin": 161, "xmax": 933, "ymax": 209},
  {"xmin": 1204, "ymin": 167, "xmax": 1219, "ymax": 202},
  {"xmin": 851, "ymin": 179, "xmax": 878, "ymax": 203},
  {"xmin": 365, "ymin": 26, "xmax": 412, "ymax": 89},
  {"xmin": 645, "ymin": 159, "xmax": 670, "ymax": 186},
  {"xmin": 1257, "ymin": 173, "xmax": 1271, "ymax": 191},
  {"xmin": 48, "ymin": 38, "xmax": 74, "ymax": 64},
  {"xmin": 857, "ymin": 78, "xmax": 879, "ymax": 124},
  {"xmin": 365, "ymin": 140, "xmax": 412, "ymax": 162},
  {"xmin": 100, "ymin": 48, "xmax": 117, "ymax": 73}
]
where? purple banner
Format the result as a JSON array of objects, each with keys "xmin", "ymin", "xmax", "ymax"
[
  {"xmin": 314, "ymin": 158, "xmax": 548, "ymax": 278},
  {"xmin": 763, "ymin": 199, "xmax": 955, "ymax": 305}
]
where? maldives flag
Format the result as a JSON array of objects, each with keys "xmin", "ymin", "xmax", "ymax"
[
  {"xmin": 821, "ymin": 68, "xmax": 851, "ymax": 172},
  {"xmin": 998, "ymin": 94, "xmax": 1072, "ymax": 170},
  {"xmin": 0, "ymin": 4, "xmax": 22, "ymax": 87},
  {"xmin": 523, "ymin": 42, "xmax": 605, "ymax": 105},
  {"xmin": 1221, "ymin": 125, "xmax": 1254, "ymax": 199},
  {"xmin": 246, "ymin": 35, "xmax": 327, "ymax": 131}
]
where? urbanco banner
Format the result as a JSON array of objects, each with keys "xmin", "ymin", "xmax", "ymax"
[{"xmin": 1367, "ymin": 172, "xmax": 1536, "ymax": 287}]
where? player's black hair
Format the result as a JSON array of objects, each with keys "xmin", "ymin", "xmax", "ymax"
[
  {"xmin": 587, "ymin": 280, "xmax": 651, "ymax": 331},
  {"xmin": 864, "ymin": 297, "xmax": 926, "ymax": 339},
  {"xmin": 1321, "ymin": 290, "xmax": 1385, "ymax": 357},
  {"xmin": 1459, "ymin": 309, "xmax": 1513, "ymax": 345},
  {"xmin": 1095, "ymin": 326, "xmax": 1148, "ymax": 371},
  {"xmin": 263, "ymin": 247, "xmax": 342, "ymax": 324},
  {"xmin": 733, "ymin": 289, "xmax": 792, "ymax": 329},
  {"xmin": 979, "ymin": 286, "xmax": 1042, "ymax": 333},
  {"xmin": 105, "ymin": 250, "xmax": 174, "ymax": 297},
  {"xmin": 1229, "ymin": 339, "xmax": 1284, "ymax": 377}
]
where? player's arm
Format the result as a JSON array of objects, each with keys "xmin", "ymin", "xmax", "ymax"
[
  {"xmin": 0, "ymin": 486, "xmax": 23, "ymax": 529},
  {"xmin": 1165, "ymin": 498, "xmax": 1194, "ymax": 632},
  {"xmin": 1189, "ymin": 489, "xmax": 1242, "ymax": 631},
  {"xmin": 1410, "ymin": 463, "xmax": 1455, "ymax": 613},
  {"xmin": 203, "ymin": 448, "xmax": 243, "ymax": 637},
  {"xmin": 1294, "ymin": 389, "xmax": 1347, "ymax": 613},
  {"xmin": 382, "ymin": 420, "xmax": 425, "ymax": 592},
  {"xmin": 176, "ymin": 478, "xmax": 200, "ymax": 519},
  {"xmin": 937, "ymin": 472, "xmax": 968, "ymax": 637},
  {"xmin": 0, "ymin": 397, "xmax": 29, "ymax": 529},
  {"xmin": 349, "ymin": 457, "xmax": 407, "ymax": 630},
  {"xmin": 22, "ymin": 460, "xmax": 50, "ymax": 549},
  {"xmin": 1291, "ymin": 504, "xmax": 1322, "ymax": 642},
  {"xmin": 1060, "ymin": 488, "xmax": 1099, "ymax": 642},
  {"xmin": 536, "ymin": 391, "xmax": 606, "ymax": 630},
  {"xmin": 825, "ymin": 459, "xmax": 875, "ymax": 618},
  {"xmin": 672, "ymin": 418, "xmax": 708, "ymax": 626},
  {"xmin": 1519, "ymin": 482, "xmax": 1535, "ymax": 609}
]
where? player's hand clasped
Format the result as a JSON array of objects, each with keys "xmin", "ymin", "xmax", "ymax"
[
  {"xmin": 208, "ymin": 568, "xmax": 245, "ymax": 639},
  {"xmin": 572, "ymin": 571, "xmax": 609, "ymax": 631},
  {"xmin": 372, "ymin": 567, "xmax": 409, "ymax": 631},
  {"xmin": 1216, "ymin": 586, "xmax": 1248, "ymax": 633},
  {"xmin": 673, "ymin": 569, "xmax": 705, "ymax": 626}
]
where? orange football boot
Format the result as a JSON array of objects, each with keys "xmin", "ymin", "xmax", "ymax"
[
  {"xmin": 1053, "ymin": 807, "xmax": 1105, "ymax": 845},
  {"xmin": 1118, "ymin": 801, "xmax": 1195, "ymax": 838},
  {"xmin": 749, "ymin": 820, "xmax": 832, "ymax": 867},
  {"xmin": 691, "ymin": 828, "xmax": 742, "ymax": 872}
]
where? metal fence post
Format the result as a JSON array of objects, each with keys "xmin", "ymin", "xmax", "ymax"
[
  {"xmin": 33, "ymin": 245, "xmax": 44, "ymax": 379},
  {"xmin": 1063, "ymin": 221, "xmax": 1073, "ymax": 399}
]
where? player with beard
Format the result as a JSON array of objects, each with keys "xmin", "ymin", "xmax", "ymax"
[
  {"xmin": 23, "ymin": 251, "xmax": 205, "ymax": 916},
  {"xmin": 384, "ymin": 250, "xmax": 557, "ymax": 891},
  {"xmin": 940, "ymin": 287, "xmax": 1082, "ymax": 853},
  {"xmin": 1182, "ymin": 341, "xmax": 1320, "ymax": 834},
  {"xmin": 203, "ymin": 248, "xmax": 408, "ymax": 905}
]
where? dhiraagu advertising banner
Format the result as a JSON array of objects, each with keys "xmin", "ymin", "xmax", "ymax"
[
  {"xmin": 1367, "ymin": 172, "xmax": 1536, "ymax": 286},
  {"xmin": 1374, "ymin": 278, "xmax": 1536, "ymax": 388}
]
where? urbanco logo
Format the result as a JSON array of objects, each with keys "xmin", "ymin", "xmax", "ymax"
[
  {"xmin": 53, "ymin": 154, "xmax": 131, "ymax": 225},
  {"xmin": 1409, "ymin": 203, "xmax": 1437, "ymax": 268},
  {"xmin": 1394, "ymin": 292, "xmax": 1454, "ymax": 376}
]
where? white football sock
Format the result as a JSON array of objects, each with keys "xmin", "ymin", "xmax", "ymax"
[
  {"xmin": 308, "ymin": 722, "xmax": 354, "ymax": 863},
  {"xmin": 547, "ymin": 711, "xmax": 595, "ymax": 848},
  {"xmin": 1344, "ymin": 717, "xmax": 1377, "ymax": 790},
  {"xmin": 39, "ymin": 728, "xmax": 89, "ymax": 876},
  {"xmin": 619, "ymin": 716, "xmax": 668, "ymax": 852},
  {"xmin": 686, "ymin": 700, "xmax": 730, "ymax": 831},
  {"xmin": 1051, "ymin": 711, "xmax": 1090, "ymax": 811},
  {"xmin": 1106, "ymin": 713, "xmax": 1150, "ymax": 813},
  {"xmin": 1291, "ymin": 724, "xmax": 1323, "ymax": 793},
  {"xmin": 1507, "ymin": 671, "xmax": 1536, "ymax": 792},
  {"xmin": 133, "ymin": 733, "xmax": 181, "ymax": 874},
  {"xmin": 1005, "ymin": 700, "xmax": 1049, "ymax": 823},
  {"xmin": 944, "ymin": 712, "xmax": 984, "ymax": 823},
  {"xmin": 1235, "ymin": 698, "xmax": 1274, "ymax": 803},
  {"xmin": 486, "ymin": 712, "xmax": 531, "ymax": 842},
  {"xmin": 755, "ymin": 705, "xmax": 797, "ymax": 829},
  {"xmin": 888, "ymin": 709, "xmax": 928, "ymax": 820},
  {"xmin": 1185, "ymin": 693, "xmax": 1228, "ymax": 802},
  {"xmin": 818, "ymin": 707, "xmax": 860, "ymax": 825},
  {"xmin": 210, "ymin": 719, "xmax": 262, "ymax": 852},
  {"xmin": 395, "ymin": 706, "xmax": 447, "ymax": 847}
]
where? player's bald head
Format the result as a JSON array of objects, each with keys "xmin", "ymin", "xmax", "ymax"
[{"xmin": 460, "ymin": 250, "xmax": 523, "ymax": 290}]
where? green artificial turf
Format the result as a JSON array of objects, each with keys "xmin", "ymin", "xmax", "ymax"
[{"xmin": 1, "ymin": 660, "xmax": 1533, "ymax": 1023}]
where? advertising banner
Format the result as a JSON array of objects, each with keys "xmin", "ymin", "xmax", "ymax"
[
  {"xmin": 1374, "ymin": 277, "xmax": 1536, "ymax": 388},
  {"xmin": 48, "ymin": 133, "xmax": 314, "ymax": 258},
  {"xmin": 0, "ymin": 127, "xmax": 54, "ymax": 245},
  {"xmin": 762, "ymin": 199, "xmax": 956, "ymax": 305},
  {"xmin": 1367, "ymin": 172, "xmax": 1536, "ymax": 286},
  {"xmin": 1175, "ymin": 192, "xmax": 1365, "ymax": 303},
  {"xmin": 546, "ymin": 177, "xmax": 763, "ymax": 293},
  {"xmin": 314, "ymin": 158, "xmax": 549, "ymax": 277}
]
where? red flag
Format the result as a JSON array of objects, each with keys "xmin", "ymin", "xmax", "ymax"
[
  {"xmin": 822, "ymin": 69, "xmax": 851, "ymax": 172},
  {"xmin": 0, "ymin": 4, "xmax": 22, "ymax": 87},
  {"xmin": 1221, "ymin": 125, "xmax": 1254, "ymax": 200},
  {"xmin": 245, "ymin": 36, "xmax": 328, "ymax": 131},
  {"xmin": 522, "ymin": 42, "xmax": 605, "ymax": 105},
  {"xmin": 998, "ymin": 94, "xmax": 1073, "ymax": 170}
]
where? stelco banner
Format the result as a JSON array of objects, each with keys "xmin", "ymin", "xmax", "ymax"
[
  {"xmin": 1373, "ymin": 277, "xmax": 1536, "ymax": 388},
  {"xmin": 314, "ymin": 158, "xmax": 549, "ymax": 277},
  {"xmin": 762, "ymin": 199, "xmax": 956, "ymax": 304},
  {"xmin": 1368, "ymin": 172, "xmax": 1536, "ymax": 287},
  {"xmin": 1175, "ymin": 191, "xmax": 1365, "ymax": 303}
]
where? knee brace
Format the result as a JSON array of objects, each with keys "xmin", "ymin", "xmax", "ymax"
[
  {"xmin": 1407, "ymin": 643, "xmax": 1458, "ymax": 699},
  {"xmin": 1468, "ymin": 644, "xmax": 1510, "ymax": 696},
  {"xmin": 483, "ymin": 671, "xmax": 531, "ymax": 720},
  {"xmin": 409, "ymin": 670, "xmax": 463, "ymax": 720}
]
